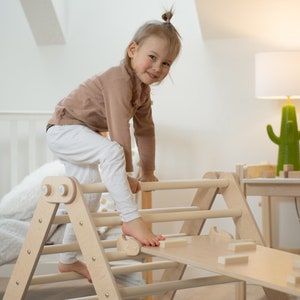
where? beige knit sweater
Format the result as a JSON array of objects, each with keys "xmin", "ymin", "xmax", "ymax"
[{"xmin": 48, "ymin": 63, "xmax": 155, "ymax": 173}]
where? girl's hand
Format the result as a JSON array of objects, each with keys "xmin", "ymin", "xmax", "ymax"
[
  {"xmin": 138, "ymin": 170, "xmax": 158, "ymax": 182},
  {"xmin": 127, "ymin": 176, "xmax": 141, "ymax": 194}
]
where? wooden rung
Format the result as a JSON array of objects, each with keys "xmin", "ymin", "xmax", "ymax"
[
  {"xmin": 119, "ymin": 275, "xmax": 239, "ymax": 299},
  {"xmin": 106, "ymin": 251, "xmax": 150, "ymax": 262},
  {"xmin": 66, "ymin": 276, "xmax": 240, "ymax": 300},
  {"xmin": 31, "ymin": 261, "xmax": 179, "ymax": 285},
  {"xmin": 53, "ymin": 206, "xmax": 201, "ymax": 224},
  {"xmin": 53, "ymin": 212, "xmax": 117, "ymax": 224},
  {"xmin": 94, "ymin": 216, "xmax": 122, "ymax": 227},
  {"xmin": 112, "ymin": 261, "xmax": 179, "ymax": 275},
  {"xmin": 43, "ymin": 239, "xmax": 117, "ymax": 255},
  {"xmin": 218, "ymin": 254, "xmax": 249, "ymax": 265},
  {"xmin": 31, "ymin": 272, "xmax": 82, "ymax": 285},
  {"xmin": 80, "ymin": 178, "xmax": 229, "ymax": 194},
  {"xmin": 140, "ymin": 206, "xmax": 200, "ymax": 214},
  {"xmin": 140, "ymin": 179, "xmax": 230, "ymax": 191},
  {"xmin": 141, "ymin": 209, "xmax": 242, "ymax": 223},
  {"xmin": 42, "ymin": 243, "xmax": 79, "ymax": 254},
  {"xmin": 54, "ymin": 208, "xmax": 242, "ymax": 228},
  {"xmin": 228, "ymin": 242, "xmax": 256, "ymax": 252}
]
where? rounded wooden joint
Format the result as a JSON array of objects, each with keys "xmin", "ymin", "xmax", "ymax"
[
  {"xmin": 41, "ymin": 176, "xmax": 77, "ymax": 204},
  {"xmin": 58, "ymin": 184, "xmax": 68, "ymax": 196},
  {"xmin": 41, "ymin": 184, "xmax": 52, "ymax": 196}
]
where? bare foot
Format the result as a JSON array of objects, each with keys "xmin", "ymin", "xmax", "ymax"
[
  {"xmin": 58, "ymin": 260, "xmax": 92, "ymax": 283},
  {"xmin": 122, "ymin": 217, "xmax": 165, "ymax": 246}
]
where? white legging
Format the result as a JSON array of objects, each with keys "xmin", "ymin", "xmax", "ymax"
[{"xmin": 46, "ymin": 124, "xmax": 139, "ymax": 264}]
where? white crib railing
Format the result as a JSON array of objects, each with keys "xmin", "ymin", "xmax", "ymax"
[{"xmin": 0, "ymin": 111, "xmax": 55, "ymax": 197}]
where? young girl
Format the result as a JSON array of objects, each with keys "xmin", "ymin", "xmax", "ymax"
[{"xmin": 46, "ymin": 10, "xmax": 181, "ymax": 281}]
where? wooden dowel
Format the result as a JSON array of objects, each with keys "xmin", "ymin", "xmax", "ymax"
[
  {"xmin": 67, "ymin": 276, "xmax": 238, "ymax": 300},
  {"xmin": 31, "ymin": 261, "xmax": 178, "ymax": 285},
  {"xmin": 31, "ymin": 272, "xmax": 82, "ymax": 285},
  {"xmin": 119, "ymin": 275, "xmax": 238, "ymax": 299},
  {"xmin": 53, "ymin": 211, "xmax": 119, "ymax": 224},
  {"xmin": 43, "ymin": 243, "xmax": 79, "ymax": 254},
  {"xmin": 112, "ymin": 260, "xmax": 179, "ymax": 275},
  {"xmin": 80, "ymin": 179, "xmax": 229, "ymax": 194},
  {"xmin": 53, "ymin": 207, "xmax": 199, "ymax": 224},
  {"xmin": 43, "ymin": 234, "xmax": 187, "ymax": 255},
  {"xmin": 140, "ymin": 206, "xmax": 200, "ymax": 213},
  {"xmin": 54, "ymin": 207, "xmax": 242, "ymax": 227},
  {"xmin": 140, "ymin": 179, "xmax": 229, "ymax": 191},
  {"xmin": 105, "ymin": 251, "xmax": 150, "ymax": 262},
  {"xmin": 140, "ymin": 209, "xmax": 242, "ymax": 223},
  {"xmin": 94, "ymin": 216, "xmax": 122, "ymax": 227},
  {"xmin": 43, "ymin": 239, "xmax": 117, "ymax": 255},
  {"xmin": 92, "ymin": 209, "xmax": 242, "ymax": 227},
  {"xmin": 43, "ymin": 234, "xmax": 188, "ymax": 256},
  {"xmin": 42, "ymin": 243, "xmax": 150, "ymax": 262}
]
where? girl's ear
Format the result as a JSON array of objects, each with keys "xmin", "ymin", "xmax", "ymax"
[{"xmin": 127, "ymin": 41, "xmax": 138, "ymax": 58}]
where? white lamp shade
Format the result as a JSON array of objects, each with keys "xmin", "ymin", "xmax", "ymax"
[{"xmin": 255, "ymin": 52, "xmax": 300, "ymax": 99}]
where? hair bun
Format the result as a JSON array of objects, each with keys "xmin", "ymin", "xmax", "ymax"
[{"xmin": 162, "ymin": 11, "xmax": 173, "ymax": 23}]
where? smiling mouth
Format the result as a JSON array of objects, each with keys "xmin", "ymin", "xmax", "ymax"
[{"xmin": 146, "ymin": 72, "xmax": 158, "ymax": 80}]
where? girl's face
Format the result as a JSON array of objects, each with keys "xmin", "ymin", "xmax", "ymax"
[{"xmin": 127, "ymin": 36, "xmax": 173, "ymax": 85}]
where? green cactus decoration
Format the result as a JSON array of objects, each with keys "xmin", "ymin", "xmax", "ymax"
[{"xmin": 267, "ymin": 98, "xmax": 300, "ymax": 175}]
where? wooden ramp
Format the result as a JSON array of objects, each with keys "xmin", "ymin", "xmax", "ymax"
[
  {"xmin": 3, "ymin": 172, "xmax": 297, "ymax": 299},
  {"xmin": 143, "ymin": 235, "xmax": 300, "ymax": 298}
]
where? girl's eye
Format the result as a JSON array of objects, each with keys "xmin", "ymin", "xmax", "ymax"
[
  {"xmin": 149, "ymin": 55, "xmax": 156, "ymax": 61},
  {"xmin": 163, "ymin": 62, "xmax": 171, "ymax": 68}
]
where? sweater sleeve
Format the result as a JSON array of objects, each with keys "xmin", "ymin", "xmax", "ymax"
[
  {"xmin": 133, "ymin": 96, "xmax": 155, "ymax": 172},
  {"xmin": 102, "ymin": 77, "xmax": 135, "ymax": 172}
]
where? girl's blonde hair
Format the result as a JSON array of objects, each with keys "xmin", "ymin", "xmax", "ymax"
[{"xmin": 124, "ymin": 10, "xmax": 181, "ymax": 71}]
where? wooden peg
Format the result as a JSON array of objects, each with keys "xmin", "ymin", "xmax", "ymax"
[
  {"xmin": 292, "ymin": 260, "xmax": 300, "ymax": 270},
  {"xmin": 228, "ymin": 242, "xmax": 256, "ymax": 252},
  {"xmin": 116, "ymin": 234, "xmax": 142, "ymax": 256},
  {"xmin": 218, "ymin": 254, "xmax": 249, "ymax": 265},
  {"xmin": 287, "ymin": 274, "xmax": 300, "ymax": 285},
  {"xmin": 159, "ymin": 237, "xmax": 188, "ymax": 248}
]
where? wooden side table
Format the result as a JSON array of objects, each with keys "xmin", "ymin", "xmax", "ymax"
[{"xmin": 239, "ymin": 175, "xmax": 300, "ymax": 251}]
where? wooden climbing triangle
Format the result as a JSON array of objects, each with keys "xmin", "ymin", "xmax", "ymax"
[{"xmin": 3, "ymin": 172, "xmax": 299, "ymax": 299}]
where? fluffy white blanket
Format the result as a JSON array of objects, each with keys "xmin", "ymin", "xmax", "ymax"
[
  {"xmin": 0, "ymin": 160, "xmax": 65, "ymax": 265},
  {"xmin": 0, "ymin": 159, "xmax": 120, "ymax": 266},
  {"xmin": 0, "ymin": 157, "xmax": 144, "ymax": 286}
]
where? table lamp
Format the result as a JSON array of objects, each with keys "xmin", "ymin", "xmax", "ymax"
[{"xmin": 255, "ymin": 52, "xmax": 300, "ymax": 175}]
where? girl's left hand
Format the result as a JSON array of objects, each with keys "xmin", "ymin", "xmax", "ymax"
[{"xmin": 127, "ymin": 176, "xmax": 141, "ymax": 193}]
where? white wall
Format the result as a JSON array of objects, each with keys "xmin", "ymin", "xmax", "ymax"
[{"xmin": 1, "ymin": 0, "xmax": 300, "ymax": 247}]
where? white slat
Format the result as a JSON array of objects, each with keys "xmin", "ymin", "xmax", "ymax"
[{"xmin": 0, "ymin": 111, "xmax": 53, "ymax": 196}]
